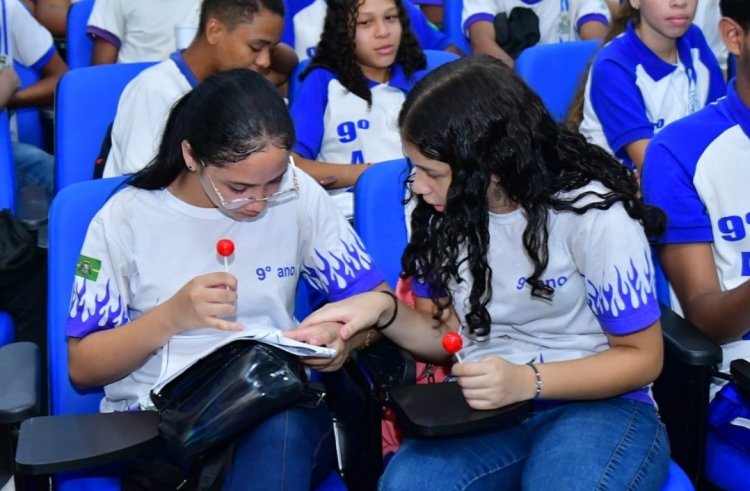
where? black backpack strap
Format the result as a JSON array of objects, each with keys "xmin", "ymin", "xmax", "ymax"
[{"xmin": 93, "ymin": 121, "xmax": 115, "ymax": 179}]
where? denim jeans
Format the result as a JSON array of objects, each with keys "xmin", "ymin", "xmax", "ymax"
[
  {"xmin": 379, "ymin": 398, "xmax": 670, "ymax": 491},
  {"xmin": 222, "ymin": 403, "xmax": 337, "ymax": 491},
  {"xmin": 12, "ymin": 141, "xmax": 54, "ymax": 198}
]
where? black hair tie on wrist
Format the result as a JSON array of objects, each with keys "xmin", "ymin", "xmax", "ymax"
[{"xmin": 375, "ymin": 291, "xmax": 398, "ymax": 331}]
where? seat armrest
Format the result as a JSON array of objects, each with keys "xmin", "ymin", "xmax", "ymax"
[
  {"xmin": 654, "ymin": 302, "xmax": 722, "ymax": 485},
  {"xmin": 390, "ymin": 382, "xmax": 531, "ymax": 438},
  {"xmin": 15, "ymin": 411, "xmax": 161, "ymax": 475},
  {"xmin": 0, "ymin": 342, "xmax": 39, "ymax": 424},
  {"xmin": 659, "ymin": 303, "xmax": 722, "ymax": 366},
  {"xmin": 730, "ymin": 359, "xmax": 750, "ymax": 398}
]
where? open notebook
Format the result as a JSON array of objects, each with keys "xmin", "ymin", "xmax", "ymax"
[{"xmin": 151, "ymin": 325, "xmax": 336, "ymax": 396}]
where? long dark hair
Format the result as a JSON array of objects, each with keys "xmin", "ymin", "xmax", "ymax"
[
  {"xmin": 129, "ymin": 69, "xmax": 294, "ymax": 189},
  {"xmin": 566, "ymin": 2, "xmax": 640, "ymax": 130},
  {"xmin": 399, "ymin": 56, "xmax": 665, "ymax": 336},
  {"xmin": 302, "ymin": 0, "xmax": 426, "ymax": 105}
]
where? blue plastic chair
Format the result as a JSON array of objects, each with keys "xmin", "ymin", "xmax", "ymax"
[
  {"xmin": 354, "ymin": 159, "xmax": 694, "ymax": 490},
  {"xmin": 12, "ymin": 62, "xmax": 45, "ymax": 150},
  {"xmin": 514, "ymin": 40, "xmax": 600, "ymax": 122},
  {"xmin": 54, "ymin": 62, "xmax": 155, "ymax": 193},
  {"xmin": 442, "ymin": 0, "xmax": 472, "ymax": 55},
  {"xmin": 66, "ymin": 0, "xmax": 95, "ymax": 69},
  {"xmin": 0, "ymin": 111, "xmax": 16, "ymax": 346},
  {"xmin": 654, "ymin": 257, "xmax": 750, "ymax": 490},
  {"xmin": 288, "ymin": 49, "xmax": 459, "ymax": 104}
]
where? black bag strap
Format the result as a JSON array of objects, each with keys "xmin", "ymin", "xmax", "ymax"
[
  {"xmin": 0, "ymin": 209, "xmax": 38, "ymax": 289},
  {"xmin": 93, "ymin": 121, "xmax": 114, "ymax": 179}
]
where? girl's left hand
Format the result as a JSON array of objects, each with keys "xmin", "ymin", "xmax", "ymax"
[
  {"xmin": 284, "ymin": 322, "xmax": 353, "ymax": 372},
  {"xmin": 452, "ymin": 356, "xmax": 536, "ymax": 410}
]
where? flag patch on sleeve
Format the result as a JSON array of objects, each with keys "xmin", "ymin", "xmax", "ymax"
[{"xmin": 76, "ymin": 255, "xmax": 102, "ymax": 281}]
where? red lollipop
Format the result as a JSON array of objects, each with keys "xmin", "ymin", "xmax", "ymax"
[
  {"xmin": 216, "ymin": 239, "xmax": 235, "ymax": 272},
  {"xmin": 442, "ymin": 332, "xmax": 463, "ymax": 362}
]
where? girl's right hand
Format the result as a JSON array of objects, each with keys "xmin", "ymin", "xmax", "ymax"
[
  {"xmin": 299, "ymin": 290, "xmax": 394, "ymax": 340},
  {"xmin": 162, "ymin": 272, "xmax": 243, "ymax": 334}
]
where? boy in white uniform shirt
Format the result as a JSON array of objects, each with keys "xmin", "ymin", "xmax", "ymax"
[{"xmin": 86, "ymin": 0, "xmax": 201, "ymax": 64}]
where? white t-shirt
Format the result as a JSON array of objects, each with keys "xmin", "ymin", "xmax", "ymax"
[
  {"xmin": 86, "ymin": 0, "xmax": 200, "ymax": 64},
  {"xmin": 462, "ymin": 0, "xmax": 611, "ymax": 44},
  {"xmin": 105, "ymin": 52, "xmax": 197, "ymax": 178},
  {"xmin": 412, "ymin": 182, "xmax": 660, "ymax": 402},
  {"xmin": 0, "ymin": 0, "xmax": 55, "ymax": 138},
  {"xmin": 66, "ymin": 170, "xmax": 384, "ymax": 411}
]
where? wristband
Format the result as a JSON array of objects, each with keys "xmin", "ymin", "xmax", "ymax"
[
  {"xmin": 375, "ymin": 291, "xmax": 398, "ymax": 331},
  {"xmin": 527, "ymin": 362, "xmax": 543, "ymax": 400}
]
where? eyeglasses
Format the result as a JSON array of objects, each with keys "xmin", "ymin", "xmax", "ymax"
[{"xmin": 198, "ymin": 156, "xmax": 300, "ymax": 210}]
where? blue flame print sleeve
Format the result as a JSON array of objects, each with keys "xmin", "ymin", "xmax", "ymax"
[
  {"xmin": 66, "ymin": 213, "xmax": 131, "ymax": 338},
  {"xmin": 571, "ymin": 201, "xmax": 660, "ymax": 335},
  {"xmin": 297, "ymin": 172, "xmax": 385, "ymax": 301}
]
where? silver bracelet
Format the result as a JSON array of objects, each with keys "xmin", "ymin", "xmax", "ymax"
[{"xmin": 527, "ymin": 362, "xmax": 543, "ymax": 400}]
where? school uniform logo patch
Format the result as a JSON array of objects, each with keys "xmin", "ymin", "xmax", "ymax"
[{"xmin": 76, "ymin": 255, "xmax": 102, "ymax": 281}]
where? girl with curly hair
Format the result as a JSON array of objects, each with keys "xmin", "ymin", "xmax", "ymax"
[
  {"xmin": 291, "ymin": 55, "xmax": 672, "ymax": 490},
  {"xmin": 290, "ymin": 0, "xmax": 428, "ymax": 219}
]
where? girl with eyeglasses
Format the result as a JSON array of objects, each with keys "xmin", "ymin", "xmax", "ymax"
[{"xmin": 65, "ymin": 68, "xmax": 386, "ymax": 489}]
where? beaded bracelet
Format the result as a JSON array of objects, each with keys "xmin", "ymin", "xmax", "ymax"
[
  {"xmin": 527, "ymin": 362, "xmax": 543, "ymax": 400},
  {"xmin": 374, "ymin": 291, "xmax": 398, "ymax": 331}
]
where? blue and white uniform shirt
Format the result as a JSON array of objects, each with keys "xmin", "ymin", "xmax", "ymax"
[
  {"xmin": 580, "ymin": 22, "xmax": 725, "ymax": 168},
  {"xmin": 462, "ymin": 0, "xmax": 610, "ymax": 44},
  {"xmin": 291, "ymin": 64, "xmax": 426, "ymax": 218},
  {"xmin": 1, "ymin": 0, "xmax": 55, "ymax": 138},
  {"xmin": 642, "ymin": 80, "xmax": 750, "ymax": 371},
  {"xmin": 105, "ymin": 51, "xmax": 198, "ymax": 177},
  {"xmin": 413, "ymin": 182, "xmax": 660, "ymax": 402},
  {"xmin": 0, "ymin": 0, "xmax": 54, "ymax": 69},
  {"xmin": 283, "ymin": 0, "xmax": 452, "ymax": 61},
  {"xmin": 66, "ymin": 170, "xmax": 384, "ymax": 411}
]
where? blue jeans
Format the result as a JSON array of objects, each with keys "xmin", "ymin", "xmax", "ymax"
[
  {"xmin": 222, "ymin": 403, "xmax": 337, "ymax": 491},
  {"xmin": 379, "ymin": 398, "xmax": 670, "ymax": 491},
  {"xmin": 12, "ymin": 141, "xmax": 54, "ymax": 198}
]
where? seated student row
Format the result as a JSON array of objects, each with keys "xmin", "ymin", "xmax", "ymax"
[
  {"xmin": 69, "ymin": 51, "xmax": 682, "ymax": 490},
  {"xmin": 101, "ymin": 0, "xmax": 447, "ymax": 224}
]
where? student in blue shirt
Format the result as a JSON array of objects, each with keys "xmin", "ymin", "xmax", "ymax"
[
  {"xmin": 290, "ymin": 0, "xmax": 429, "ymax": 219},
  {"xmin": 577, "ymin": 0, "xmax": 725, "ymax": 172},
  {"xmin": 642, "ymin": 1, "xmax": 750, "ymax": 488}
]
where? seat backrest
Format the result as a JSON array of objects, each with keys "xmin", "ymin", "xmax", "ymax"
[
  {"xmin": 54, "ymin": 62, "xmax": 155, "ymax": 193},
  {"xmin": 443, "ymin": 0, "xmax": 472, "ymax": 54},
  {"xmin": 13, "ymin": 62, "xmax": 44, "ymax": 150},
  {"xmin": 515, "ymin": 40, "xmax": 600, "ymax": 122},
  {"xmin": 0, "ymin": 111, "xmax": 16, "ymax": 212},
  {"xmin": 48, "ymin": 176, "xmax": 128, "ymax": 415},
  {"xmin": 354, "ymin": 159, "xmax": 410, "ymax": 289},
  {"xmin": 66, "ymin": 0, "xmax": 95, "ymax": 69}
]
